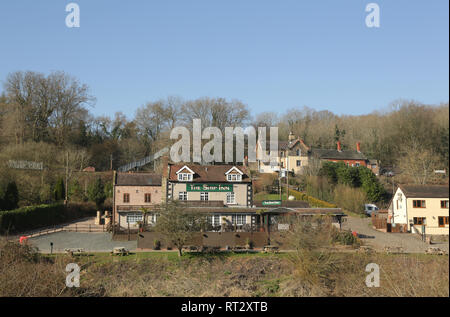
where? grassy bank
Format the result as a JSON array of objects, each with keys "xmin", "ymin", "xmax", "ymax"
[{"xmin": 1, "ymin": 240, "xmax": 448, "ymax": 297}]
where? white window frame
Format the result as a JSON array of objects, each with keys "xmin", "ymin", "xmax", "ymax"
[
  {"xmin": 200, "ymin": 192, "xmax": 209, "ymax": 201},
  {"xmin": 226, "ymin": 192, "xmax": 236, "ymax": 204},
  {"xmin": 177, "ymin": 173, "xmax": 193, "ymax": 181},
  {"xmin": 209, "ymin": 215, "xmax": 221, "ymax": 227},
  {"xmin": 232, "ymin": 214, "xmax": 246, "ymax": 225},
  {"xmin": 179, "ymin": 191, "xmax": 188, "ymax": 201},
  {"xmin": 126, "ymin": 213, "xmax": 143, "ymax": 224},
  {"xmin": 227, "ymin": 174, "xmax": 242, "ymax": 182}
]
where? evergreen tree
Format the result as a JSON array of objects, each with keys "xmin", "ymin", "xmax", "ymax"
[
  {"xmin": 88, "ymin": 178, "xmax": 106, "ymax": 209},
  {"xmin": 54, "ymin": 178, "xmax": 65, "ymax": 201}
]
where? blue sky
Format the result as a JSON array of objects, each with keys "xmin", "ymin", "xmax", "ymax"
[{"xmin": 0, "ymin": 0, "xmax": 448, "ymax": 118}]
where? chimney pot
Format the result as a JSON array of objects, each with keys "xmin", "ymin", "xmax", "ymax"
[
  {"xmin": 337, "ymin": 141, "xmax": 342, "ymax": 152},
  {"xmin": 356, "ymin": 142, "xmax": 361, "ymax": 153}
]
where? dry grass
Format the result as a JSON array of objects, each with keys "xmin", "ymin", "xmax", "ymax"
[{"xmin": 0, "ymin": 239, "xmax": 448, "ymax": 297}]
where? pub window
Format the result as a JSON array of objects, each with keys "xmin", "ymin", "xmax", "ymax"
[
  {"xmin": 226, "ymin": 192, "xmax": 236, "ymax": 204},
  {"xmin": 227, "ymin": 174, "xmax": 242, "ymax": 182},
  {"xmin": 413, "ymin": 200, "xmax": 426, "ymax": 208},
  {"xmin": 440, "ymin": 200, "xmax": 449, "ymax": 209},
  {"xmin": 123, "ymin": 193, "xmax": 130, "ymax": 203},
  {"xmin": 179, "ymin": 191, "xmax": 188, "ymax": 201},
  {"xmin": 126, "ymin": 213, "xmax": 143, "ymax": 224},
  {"xmin": 232, "ymin": 214, "xmax": 246, "ymax": 225},
  {"xmin": 200, "ymin": 192, "xmax": 209, "ymax": 201},
  {"xmin": 177, "ymin": 173, "xmax": 193, "ymax": 181},
  {"xmin": 413, "ymin": 217, "xmax": 426, "ymax": 225},
  {"xmin": 144, "ymin": 193, "xmax": 151, "ymax": 203},
  {"xmin": 438, "ymin": 216, "xmax": 449, "ymax": 227}
]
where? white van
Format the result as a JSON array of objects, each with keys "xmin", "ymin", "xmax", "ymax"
[{"xmin": 364, "ymin": 204, "xmax": 379, "ymax": 216}]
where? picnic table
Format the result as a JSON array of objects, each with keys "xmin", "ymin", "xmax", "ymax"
[
  {"xmin": 111, "ymin": 247, "xmax": 129, "ymax": 256},
  {"xmin": 64, "ymin": 248, "xmax": 85, "ymax": 256},
  {"xmin": 263, "ymin": 245, "xmax": 279, "ymax": 253}
]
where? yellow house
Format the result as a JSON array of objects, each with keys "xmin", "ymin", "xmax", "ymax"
[{"xmin": 390, "ymin": 184, "xmax": 449, "ymax": 235}]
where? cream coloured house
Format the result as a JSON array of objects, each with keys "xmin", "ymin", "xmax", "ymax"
[{"xmin": 390, "ymin": 185, "xmax": 449, "ymax": 235}]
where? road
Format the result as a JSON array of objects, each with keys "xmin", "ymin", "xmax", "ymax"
[
  {"xmin": 27, "ymin": 232, "xmax": 137, "ymax": 253},
  {"xmin": 343, "ymin": 216, "xmax": 449, "ymax": 253}
]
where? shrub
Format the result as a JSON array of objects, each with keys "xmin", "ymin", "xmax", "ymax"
[
  {"xmin": 0, "ymin": 202, "xmax": 96, "ymax": 234},
  {"xmin": 53, "ymin": 178, "xmax": 65, "ymax": 201},
  {"xmin": 333, "ymin": 184, "xmax": 367, "ymax": 214}
]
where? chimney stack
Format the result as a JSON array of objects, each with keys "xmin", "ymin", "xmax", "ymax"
[
  {"xmin": 337, "ymin": 141, "xmax": 342, "ymax": 152},
  {"xmin": 288, "ymin": 132, "xmax": 295, "ymax": 142},
  {"xmin": 161, "ymin": 155, "xmax": 169, "ymax": 178},
  {"xmin": 356, "ymin": 142, "xmax": 361, "ymax": 153}
]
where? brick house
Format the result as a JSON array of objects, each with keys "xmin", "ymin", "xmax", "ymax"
[{"xmin": 113, "ymin": 172, "xmax": 163, "ymax": 229}]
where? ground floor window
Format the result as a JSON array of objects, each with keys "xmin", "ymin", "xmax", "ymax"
[
  {"xmin": 226, "ymin": 192, "xmax": 235, "ymax": 204},
  {"xmin": 413, "ymin": 217, "xmax": 426, "ymax": 225},
  {"xmin": 209, "ymin": 215, "xmax": 221, "ymax": 227},
  {"xmin": 126, "ymin": 213, "xmax": 143, "ymax": 224},
  {"xmin": 232, "ymin": 214, "xmax": 246, "ymax": 225},
  {"xmin": 200, "ymin": 192, "xmax": 209, "ymax": 201},
  {"xmin": 179, "ymin": 191, "xmax": 188, "ymax": 200},
  {"xmin": 438, "ymin": 216, "xmax": 449, "ymax": 227}
]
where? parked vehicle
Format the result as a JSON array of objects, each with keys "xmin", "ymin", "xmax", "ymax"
[{"xmin": 364, "ymin": 204, "xmax": 379, "ymax": 216}]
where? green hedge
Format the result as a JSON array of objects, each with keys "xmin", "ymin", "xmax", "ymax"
[
  {"xmin": 288, "ymin": 188, "xmax": 338, "ymax": 208},
  {"xmin": 0, "ymin": 203, "xmax": 96, "ymax": 234}
]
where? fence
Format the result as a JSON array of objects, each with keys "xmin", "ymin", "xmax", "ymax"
[{"xmin": 11, "ymin": 223, "xmax": 108, "ymax": 240}]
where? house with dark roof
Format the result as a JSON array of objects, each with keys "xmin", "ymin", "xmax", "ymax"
[
  {"xmin": 113, "ymin": 172, "xmax": 163, "ymax": 229},
  {"xmin": 389, "ymin": 184, "xmax": 449, "ymax": 235},
  {"xmin": 255, "ymin": 133, "xmax": 378, "ymax": 175}
]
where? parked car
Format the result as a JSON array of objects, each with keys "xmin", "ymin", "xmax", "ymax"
[{"xmin": 364, "ymin": 204, "xmax": 379, "ymax": 216}]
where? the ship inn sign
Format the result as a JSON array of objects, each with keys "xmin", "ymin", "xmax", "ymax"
[{"xmin": 186, "ymin": 183, "xmax": 233, "ymax": 192}]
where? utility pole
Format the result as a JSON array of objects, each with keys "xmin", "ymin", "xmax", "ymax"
[
  {"xmin": 286, "ymin": 153, "xmax": 289, "ymax": 200},
  {"xmin": 110, "ymin": 154, "xmax": 113, "ymax": 170},
  {"xmin": 65, "ymin": 151, "xmax": 69, "ymax": 203}
]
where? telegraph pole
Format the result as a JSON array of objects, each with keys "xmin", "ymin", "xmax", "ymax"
[{"xmin": 65, "ymin": 151, "xmax": 69, "ymax": 203}]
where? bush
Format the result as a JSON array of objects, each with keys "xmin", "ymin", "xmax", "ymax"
[
  {"xmin": 332, "ymin": 230, "xmax": 360, "ymax": 246},
  {"xmin": 333, "ymin": 184, "xmax": 367, "ymax": 214},
  {"xmin": 0, "ymin": 181, "xmax": 19, "ymax": 211},
  {"xmin": 53, "ymin": 178, "xmax": 65, "ymax": 201},
  {"xmin": 288, "ymin": 188, "xmax": 337, "ymax": 208},
  {"xmin": 0, "ymin": 202, "xmax": 96, "ymax": 234}
]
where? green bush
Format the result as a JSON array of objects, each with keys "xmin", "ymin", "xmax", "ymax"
[{"xmin": 0, "ymin": 203, "xmax": 96, "ymax": 234}]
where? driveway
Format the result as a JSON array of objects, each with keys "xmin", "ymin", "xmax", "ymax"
[
  {"xmin": 28, "ymin": 232, "xmax": 137, "ymax": 253},
  {"xmin": 343, "ymin": 216, "xmax": 449, "ymax": 253}
]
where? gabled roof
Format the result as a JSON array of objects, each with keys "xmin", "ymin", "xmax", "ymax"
[
  {"xmin": 116, "ymin": 172, "xmax": 162, "ymax": 186},
  {"xmin": 398, "ymin": 185, "xmax": 449, "ymax": 199},
  {"xmin": 225, "ymin": 166, "xmax": 244, "ymax": 175},
  {"xmin": 175, "ymin": 165, "xmax": 195, "ymax": 174},
  {"xmin": 168, "ymin": 164, "xmax": 251, "ymax": 183},
  {"xmin": 311, "ymin": 148, "xmax": 367, "ymax": 160}
]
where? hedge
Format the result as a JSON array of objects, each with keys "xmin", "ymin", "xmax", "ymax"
[
  {"xmin": 288, "ymin": 188, "xmax": 338, "ymax": 208},
  {"xmin": 0, "ymin": 203, "xmax": 96, "ymax": 234}
]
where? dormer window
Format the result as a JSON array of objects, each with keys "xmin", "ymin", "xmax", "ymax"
[
  {"xmin": 178, "ymin": 173, "xmax": 193, "ymax": 181},
  {"xmin": 175, "ymin": 165, "xmax": 195, "ymax": 182},
  {"xmin": 225, "ymin": 166, "xmax": 244, "ymax": 182},
  {"xmin": 227, "ymin": 174, "xmax": 242, "ymax": 182}
]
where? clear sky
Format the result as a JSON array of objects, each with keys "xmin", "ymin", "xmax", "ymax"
[{"xmin": 0, "ymin": 0, "xmax": 448, "ymax": 118}]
